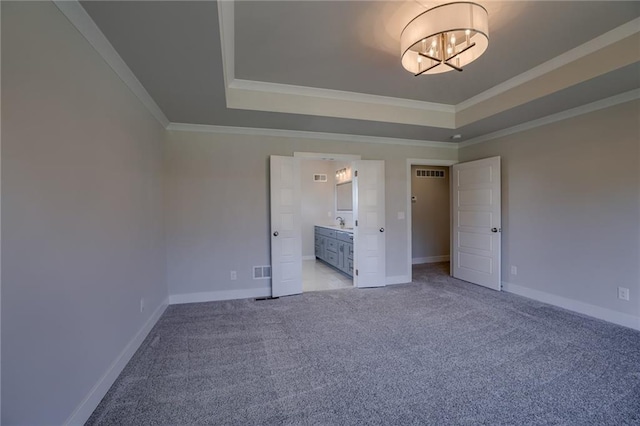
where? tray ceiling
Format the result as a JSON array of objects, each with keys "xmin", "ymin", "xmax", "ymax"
[{"xmin": 79, "ymin": 0, "xmax": 640, "ymax": 143}]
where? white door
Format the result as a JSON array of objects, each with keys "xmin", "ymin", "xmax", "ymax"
[
  {"xmin": 270, "ymin": 156, "xmax": 302, "ymax": 297},
  {"xmin": 452, "ymin": 156, "xmax": 501, "ymax": 290},
  {"xmin": 353, "ymin": 160, "xmax": 386, "ymax": 288}
]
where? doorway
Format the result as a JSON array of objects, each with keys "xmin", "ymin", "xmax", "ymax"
[
  {"xmin": 299, "ymin": 157, "xmax": 353, "ymax": 292},
  {"xmin": 270, "ymin": 154, "xmax": 387, "ymax": 297},
  {"xmin": 405, "ymin": 157, "xmax": 503, "ymax": 290},
  {"xmin": 410, "ymin": 164, "xmax": 451, "ymax": 269},
  {"xmin": 406, "ymin": 159, "xmax": 457, "ymax": 283}
]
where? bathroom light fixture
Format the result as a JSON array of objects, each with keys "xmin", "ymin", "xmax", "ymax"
[
  {"xmin": 401, "ymin": 2, "xmax": 489, "ymax": 75},
  {"xmin": 336, "ymin": 168, "xmax": 348, "ymax": 182}
]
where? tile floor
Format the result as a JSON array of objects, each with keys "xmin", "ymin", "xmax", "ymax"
[{"xmin": 302, "ymin": 259, "xmax": 352, "ymax": 292}]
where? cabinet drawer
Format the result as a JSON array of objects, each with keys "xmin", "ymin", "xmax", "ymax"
[
  {"xmin": 326, "ymin": 238, "xmax": 337, "ymax": 253},
  {"xmin": 314, "ymin": 226, "xmax": 333, "ymax": 238},
  {"xmin": 336, "ymin": 231, "xmax": 353, "ymax": 243},
  {"xmin": 325, "ymin": 250, "xmax": 338, "ymax": 266}
]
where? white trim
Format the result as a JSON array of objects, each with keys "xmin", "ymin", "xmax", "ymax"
[
  {"xmin": 502, "ymin": 281, "xmax": 640, "ymax": 331},
  {"xmin": 230, "ymin": 79, "xmax": 454, "ymax": 113},
  {"xmin": 406, "ymin": 159, "xmax": 457, "ymax": 283},
  {"xmin": 167, "ymin": 123, "xmax": 458, "ymax": 149},
  {"xmin": 169, "ymin": 287, "xmax": 271, "ymax": 305},
  {"xmin": 294, "ymin": 152, "xmax": 362, "ymax": 161},
  {"xmin": 412, "ymin": 255, "xmax": 450, "ymax": 265},
  {"xmin": 302, "ymin": 255, "xmax": 316, "ymax": 261},
  {"xmin": 226, "ymin": 79, "xmax": 455, "ymax": 128},
  {"xmin": 63, "ymin": 298, "xmax": 169, "ymax": 426},
  {"xmin": 217, "ymin": 0, "xmax": 234, "ymax": 90},
  {"xmin": 53, "ymin": 1, "xmax": 169, "ymax": 128},
  {"xmin": 459, "ymin": 89, "xmax": 640, "ymax": 148},
  {"xmin": 386, "ymin": 275, "xmax": 411, "ymax": 286},
  {"xmin": 456, "ymin": 17, "xmax": 640, "ymax": 113}
]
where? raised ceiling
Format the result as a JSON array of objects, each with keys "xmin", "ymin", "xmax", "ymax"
[{"xmin": 78, "ymin": 0, "xmax": 640, "ymax": 143}]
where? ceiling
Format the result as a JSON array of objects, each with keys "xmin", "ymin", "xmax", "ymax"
[{"xmin": 79, "ymin": 1, "xmax": 640, "ymax": 143}]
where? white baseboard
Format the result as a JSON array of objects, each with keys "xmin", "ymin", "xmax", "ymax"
[
  {"xmin": 169, "ymin": 287, "xmax": 271, "ymax": 305},
  {"xmin": 64, "ymin": 297, "xmax": 169, "ymax": 425},
  {"xmin": 302, "ymin": 255, "xmax": 316, "ymax": 261},
  {"xmin": 502, "ymin": 281, "xmax": 640, "ymax": 331},
  {"xmin": 412, "ymin": 255, "xmax": 450, "ymax": 265},
  {"xmin": 386, "ymin": 275, "xmax": 411, "ymax": 285}
]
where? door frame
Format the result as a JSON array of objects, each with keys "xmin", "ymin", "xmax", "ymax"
[
  {"xmin": 405, "ymin": 158, "xmax": 458, "ymax": 283},
  {"xmin": 270, "ymin": 152, "xmax": 362, "ymax": 295}
]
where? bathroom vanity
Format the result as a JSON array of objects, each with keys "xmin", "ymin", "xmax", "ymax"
[{"xmin": 314, "ymin": 225, "xmax": 354, "ymax": 277}]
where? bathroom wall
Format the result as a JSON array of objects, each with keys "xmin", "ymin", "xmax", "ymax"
[{"xmin": 301, "ymin": 159, "xmax": 336, "ymax": 258}]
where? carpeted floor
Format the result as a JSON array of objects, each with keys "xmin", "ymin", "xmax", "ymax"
[{"xmin": 87, "ymin": 263, "xmax": 640, "ymax": 425}]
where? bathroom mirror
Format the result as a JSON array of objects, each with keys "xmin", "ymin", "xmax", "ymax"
[{"xmin": 336, "ymin": 181, "xmax": 353, "ymax": 211}]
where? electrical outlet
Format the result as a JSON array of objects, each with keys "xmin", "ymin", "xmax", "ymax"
[
  {"xmin": 140, "ymin": 298, "xmax": 145, "ymax": 313},
  {"xmin": 230, "ymin": 270, "xmax": 237, "ymax": 280},
  {"xmin": 327, "ymin": 211, "xmax": 332, "ymax": 217},
  {"xmin": 510, "ymin": 266, "xmax": 518, "ymax": 276},
  {"xmin": 618, "ymin": 287, "xmax": 629, "ymax": 301}
]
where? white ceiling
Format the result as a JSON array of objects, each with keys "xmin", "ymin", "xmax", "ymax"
[{"xmin": 79, "ymin": 0, "xmax": 640, "ymax": 143}]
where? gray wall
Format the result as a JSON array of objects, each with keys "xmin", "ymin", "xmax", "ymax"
[
  {"xmin": 411, "ymin": 165, "xmax": 450, "ymax": 261},
  {"xmin": 301, "ymin": 159, "xmax": 336, "ymax": 258},
  {"xmin": 164, "ymin": 130, "xmax": 457, "ymax": 297},
  {"xmin": 459, "ymin": 100, "xmax": 640, "ymax": 320},
  {"xmin": 2, "ymin": 2, "xmax": 167, "ymax": 424}
]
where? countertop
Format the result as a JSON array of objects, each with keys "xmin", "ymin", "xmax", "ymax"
[{"xmin": 315, "ymin": 224, "xmax": 354, "ymax": 234}]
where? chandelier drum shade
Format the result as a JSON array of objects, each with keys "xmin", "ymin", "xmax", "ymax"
[{"xmin": 401, "ymin": 2, "xmax": 489, "ymax": 75}]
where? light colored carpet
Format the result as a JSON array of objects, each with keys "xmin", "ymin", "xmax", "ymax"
[{"xmin": 87, "ymin": 263, "xmax": 640, "ymax": 425}]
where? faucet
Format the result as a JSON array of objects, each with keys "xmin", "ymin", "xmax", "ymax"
[{"xmin": 336, "ymin": 217, "xmax": 345, "ymax": 228}]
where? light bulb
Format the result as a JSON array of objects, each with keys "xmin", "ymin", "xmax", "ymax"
[
  {"xmin": 465, "ymin": 29, "xmax": 471, "ymax": 35},
  {"xmin": 431, "ymin": 39, "xmax": 437, "ymax": 47},
  {"xmin": 447, "ymin": 46, "xmax": 453, "ymax": 55},
  {"xmin": 429, "ymin": 48, "xmax": 434, "ymax": 56},
  {"xmin": 450, "ymin": 35, "xmax": 456, "ymax": 44},
  {"xmin": 417, "ymin": 56, "xmax": 422, "ymax": 63}
]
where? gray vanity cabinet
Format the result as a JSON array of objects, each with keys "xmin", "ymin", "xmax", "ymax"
[{"xmin": 314, "ymin": 226, "xmax": 353, "ymax": 277}]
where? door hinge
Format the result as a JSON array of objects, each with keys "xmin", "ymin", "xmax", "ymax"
[
  {"xmin": 355, "ymin": 170, "xmax": 358, "ymax": 177},
  {"xmin": 356, "ymin": 269, "xmax": 359, "ymax": 276},
  {"xmin": 355, "ymin": 220, "xmax": 358, "ymax": 226}
]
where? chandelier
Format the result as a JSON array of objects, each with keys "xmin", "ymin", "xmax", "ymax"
[{"xmin": 401, "ymin": 2, "xmax": 489, "ymax": 75}]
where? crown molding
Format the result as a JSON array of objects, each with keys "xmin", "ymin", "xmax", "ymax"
[
  {"xmin": 53, "ymin": 0, "xmax": 169, "ymax": 128},
  {"xmin": 217, "ymin": 0, "xmax": 234, "ymax": 90},
  {"xmin": 230, "ymin": 79, "xmax": 454, "ymax": 113},
  {"xmin": 455, "ymin": 17, "xmax": 640, "ymax": 113},
  {"xmin": 459, "ymin": 89, "xmax": 640, "ymax": 148},
  {"xmin": 166, "ymin": 123, "xmax": 458, "ymax": 150},
  {"xmin": 226, "ymin": 79, "xmax": 456, "ymax": 128}
]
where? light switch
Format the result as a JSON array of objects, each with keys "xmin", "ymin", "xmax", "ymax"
[{"xmin": 397, "ymin": 212, "xmax": 405, "ymax": 220}]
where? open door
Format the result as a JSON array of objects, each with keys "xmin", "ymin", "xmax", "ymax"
[
  {"xmin": 452, "ymin": 156, "xmax": 501, "ymax": 290},
  {"xmin": 270, "ymin": 156, "xmax": 302, "ymax": 297},
  {"xmin": 353, "ymin": 160, "xmax": 386, "ymax": 288}
]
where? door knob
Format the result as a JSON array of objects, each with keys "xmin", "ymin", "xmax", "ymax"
[
  {"xmin": 380, "ymin": 228, "xmax": 385, "ymax": 232},
  {"xmin": 491, "ymin": 228, "xmax": 498, "ymax": 233},
  {"xmin": 273, "ymin": 231, "xmax": 279, "ymax": 237}
]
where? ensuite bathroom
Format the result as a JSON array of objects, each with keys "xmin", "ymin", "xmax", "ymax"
[{"xmin": 300, "ymin": 158, "xmax": 355, "ymax": 292}]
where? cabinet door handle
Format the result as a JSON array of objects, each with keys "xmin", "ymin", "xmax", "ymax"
[
  {"xmin": 491, "ymin": 228, "xmax": 498, "ymax": 233},
  {"xmin": 273, "ymin": 231, "xmax": 279, "ymax": 237},
  {"xmin": 380, "ymin": 228, "xmax": 385, "ymax": 232}
]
